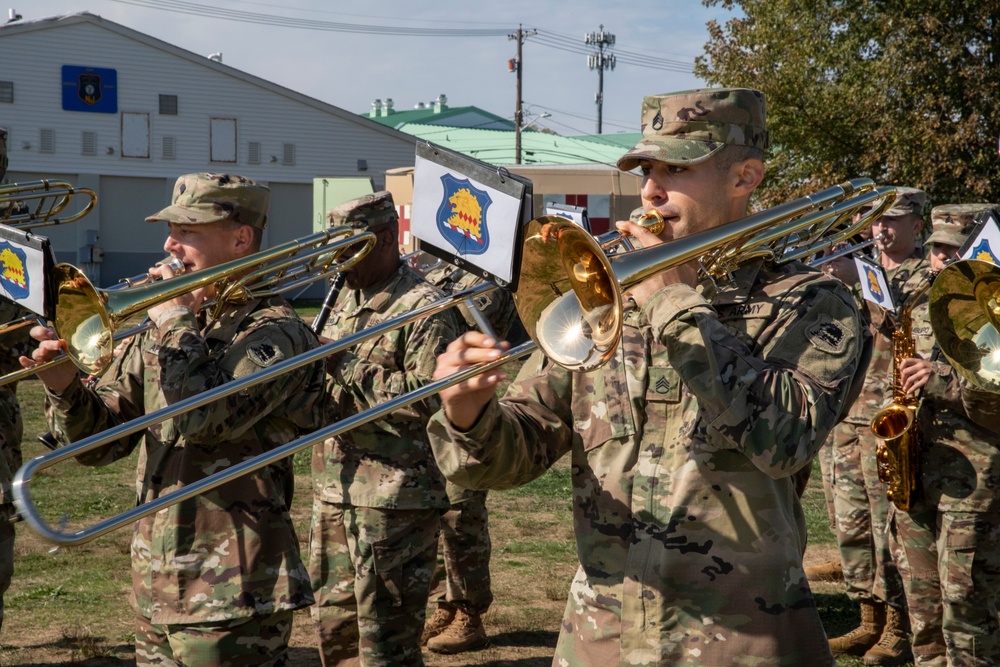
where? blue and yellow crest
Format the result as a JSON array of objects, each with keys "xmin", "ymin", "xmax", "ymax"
[
  {"xmin": 78, "ymin": 72, "xmax": 103, "ymax": 106},
  {"xmin": 436, "ymin": 174, "xmax": 492, "ymax": 256},
  {"xmin": 971, "ymin": 239, "xmax": 1000, "ymax": 265},
  {"xmin": 0, "ymin": 241, "xmax": 29, "ymax": 300},
  {"xmin": 864, "ymin": 265, "xmax": 885, "ymax": 304}
]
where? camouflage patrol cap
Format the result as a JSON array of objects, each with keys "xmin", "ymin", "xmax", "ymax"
[
  {"xmin": 925, "ymin": 203, "xmax": 995, "ymax": 247},
  {"xmin": 880, "ymin": 186, "xmax": 927, "ymax": 219},
  {"xmin": 145, "ymin": 173, "xmax": 270, "ymax": 228},
  {"xmin": 617, "ymin": 88, "xmax": 769, "ymax": 171},
  {"xmin": 326, "ymin": 190, "xmax": 398, "ymax": 229}
]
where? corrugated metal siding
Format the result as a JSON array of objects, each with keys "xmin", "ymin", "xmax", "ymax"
[{"xmin": 0, "ymin": 19, "xmax": 417, "ymax": 184}]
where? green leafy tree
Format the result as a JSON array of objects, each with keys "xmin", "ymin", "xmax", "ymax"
[{"xmin": 698, "ymin": 0, "xmax": 1000, "ymax": 209}]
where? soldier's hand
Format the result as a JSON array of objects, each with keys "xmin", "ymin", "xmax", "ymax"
[
  {"xmin": 436, "ymin": 331, "xmax": 509, "ymax": 431},
  {"xmin": 899, "ymin": 357, "xmax": 932, "ymax": 396},
  {"xmin": 20, "ymin": 324, "xmax": 77, "ymax": 393}
]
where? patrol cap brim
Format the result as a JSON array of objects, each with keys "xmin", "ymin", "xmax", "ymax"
[
  {"xmin": 617, "ymin": 139, "xmax": 726, "ymax": 171},
  {"xmin": 924, "ymin": 231, "xmax": 967, "ymax": 248},
  {"xmin": 144, "ymin": 204, "xmax": 229, "ymax": 224}
]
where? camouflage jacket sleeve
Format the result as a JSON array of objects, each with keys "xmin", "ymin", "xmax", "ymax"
[
  {"xmin": 45, "ymin": 336, "xmax": 146, "ymax": 466},
  {"xmin": 427, "ymin": 350, "xmax": 575, "ymax": 491},
  {"xmin": 642, "ymin": 276, "xmax": 862, "ymax": 478},
  {"xmin": 154, "ymin": 304, "xmax": 322, "ymax": 442}
]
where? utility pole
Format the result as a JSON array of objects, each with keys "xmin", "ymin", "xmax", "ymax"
[
  {"xmin": 508, "ymin": 25, "xmax": 536, "ymax": 165},
  {"xmin": 585, "ymin": 25, "xmax": 616, "ymax": 134}
]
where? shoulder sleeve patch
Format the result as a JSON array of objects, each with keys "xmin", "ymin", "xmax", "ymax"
[
  {"xmin": 246, "ymin": 339, "xmax": 284, "ymax": 368},
  {"xmin": 806, "ymin": 315, "xmax": 848, "ymax": 354}
]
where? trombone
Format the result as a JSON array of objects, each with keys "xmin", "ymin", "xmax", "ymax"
[
  {"xmin": 515, "ymin": 178, "xmax": 896, "ymax": 372},
  {"xmin": 3, "ymin": 226, "xmax": 376, "ymax": 383},
  {"xmin": 0, "ymin": 179, "xmax": 97, "ymax": 228},
  {"xmin": 13, "ymin": 281, "xmax": 536, "ymax": 545}
]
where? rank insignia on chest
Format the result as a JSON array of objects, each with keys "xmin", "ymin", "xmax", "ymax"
[{"xmin": 654, "ymin": 375, "xmax": 672, "ymax": 394}]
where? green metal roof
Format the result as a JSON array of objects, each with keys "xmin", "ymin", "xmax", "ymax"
[
  {"xmin": 569, "ymin": 132, "xmax": 642, "ymax": 148},
  {"xmin": 364, "ymin": 105, "xmax": 515, "ymax": 130},
  {"xmin": 397, "ymin": 123, "xmax": 633, "ymax": 166}
]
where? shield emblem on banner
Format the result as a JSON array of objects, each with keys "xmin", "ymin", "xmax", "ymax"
[
  {"xmin": 0, "ymin": 241, "xmax": 29, "ymax": 299},
  {"xmin": 864, "ymin": 266, "xmax": 884, "ymax": 304},
  {"xmin": 971, "ymin": 239, "xmax": 1000, "ymax": 265},
  {"xmin": 436, "ymin": 174, "xmax": 492, "ymax": 255},
  {"xmin": 78, "ymin": 73, "xmax": 103, "ymax": 106}
]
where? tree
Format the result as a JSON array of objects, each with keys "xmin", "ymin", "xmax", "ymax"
[{"xmin": 697, "ymin": 0, "xmax": 1000, "ymax": 209}]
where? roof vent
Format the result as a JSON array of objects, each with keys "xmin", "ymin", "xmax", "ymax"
[
  {"xmin": 433, "ymin": 94, "xmax": 448, "ymax": 113},
  {"xmin": 207, "ymin": 52, "xmax": 223, "ymax": 63},
  {"xmin": 371, "ymin": 98, "xmax": 382, "ymax": 117},
  {"xmin": 382, "ymin": 98, "xmax": 394, "ymax": 117},
  {"xmin": 6, "ymin": 9, "xmax": 22, "ymax": 23}
]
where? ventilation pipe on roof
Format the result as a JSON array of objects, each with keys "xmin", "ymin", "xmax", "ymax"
[
  {"xmin": 208, "ymin": 52, "xmax": 223, "ymax": 63},
  {"xmin": 382, "ymin": 98, "xmax": 394, "ymax": 117},
  {"xmin": 371, "ymin": 99, "xmax": 383, "ymax": 117},
  {"xmin": 433, "ymin": 94, "xmax": 448, "ymax": 113},
  {"xmin": 6, "ymin": 8, "xmax": 22, "ymax": 23}
]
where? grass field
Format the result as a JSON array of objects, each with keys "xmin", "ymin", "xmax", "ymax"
[{"xmin": 0, "ymin": 331, "xmax": 905, "ymax": 666}]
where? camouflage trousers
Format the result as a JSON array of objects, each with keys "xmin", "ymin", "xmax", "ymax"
[
  {"xmin": 427, "ymin": 484, "xmax": 493, "ymax": 615},
  {"xmin": 308, "ymin": 499, "xmax": 440, "ymax": 667},
  {"xmin": 133, "ymin": 609, "xmax": 293, "ymax": 667},
  {"xmin": 0, "ymin": 508, "xmax": 13, "ymax": 634},
  {"xmin": 890, "ymin": 507, "xmax": 1000, "ymax": 666},
  {"xmin": 832, "ymin": 422, "xmax": 905, "ymax": 607},
  {"xmin": 817, "ymin": 430, "xmax": 837, "ymax": 528}
]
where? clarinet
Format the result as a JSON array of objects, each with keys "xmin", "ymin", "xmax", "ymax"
[{"xmin": 311, "ymin": 273, "xmax": 346, "ymax": 335}]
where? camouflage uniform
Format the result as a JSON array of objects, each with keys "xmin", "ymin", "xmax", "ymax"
[
  {"xmin": 832, "ymin": 249, "xmax": 928, "ymax": 611},
  {"xmin": 44, "ymin": 173, "xmax": 325, "ymax": 666},
  {"xmin": 420, "ymin": 263, "xmax": 505, "ymax": 622},
  {"xmin": 309, "ymin": 192, "xmax": 460, "ymax": 667},
  {"xmin": 889, "ymin": 205, "xmax": 1000, "ymax": 666},
  {"xmin": 430, "ymin": 253, "xmax": 865, "ymax": 666}
]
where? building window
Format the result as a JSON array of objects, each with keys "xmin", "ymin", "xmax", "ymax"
[
  {"xmin": 162, "ymin": 136, "xmax": 176, "ymax": 160},
  {"xmin": 247, "ymin": 141, "xmax": 261, "ymax": 165},
  {"xmin": 40, "ymin": 129, "xmax": 55, "ymax": 153},
  {"xmin": 282, "ymin": 143, "xmax": 295, "ymax": 166},
  {"xmin": 210, "ymin": 117, "xmax": 237, "ymax": 163},
  {"xmin": 159, "ymin": 94, "xmax": 178, "ymax": 115},
  {"xmin": 0, "ymin": 81, "xmax": 12, "ymax": 104},
  {"xmin": 82, "ymin": 131, "xmax": 97, "ymax": 156}
]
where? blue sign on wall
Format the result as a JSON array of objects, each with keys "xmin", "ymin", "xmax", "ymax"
[{"xmin": 62, "ymin": 65, "xmax": 118, "ymax": 113}]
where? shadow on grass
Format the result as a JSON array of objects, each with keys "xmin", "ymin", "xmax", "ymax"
[
  {"xmin": 489, "ymin": 628, "xmax": 559, "ymax": 650},
  {"xmin": 815, "ymin": 591, "xmax": 860, "ymax": 640}
]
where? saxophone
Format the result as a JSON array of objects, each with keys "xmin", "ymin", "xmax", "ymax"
[{"xmin": 869, "ymin": 275, "xmax": 935, "ymax": 512}]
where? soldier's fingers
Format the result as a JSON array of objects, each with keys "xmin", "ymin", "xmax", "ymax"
[{"xmin": 29, "ymin": 324, "xmax": 57, "ymax": 342}]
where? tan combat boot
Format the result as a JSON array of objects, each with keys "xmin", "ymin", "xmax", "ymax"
[
  {"xmin": 805, "ymin": 560, "xmax": 845, "ymax": 582},
  {"xmin": 863, "ymin": 606, "xmax": 912, "ymax": 666},
  {"xmin": 426, "ymin": 606, "xmax": 488, "ymax": 654},
  {"xmin": 828, "ymin": 600, "xmax": 886, "ymax": 656},
  {"xmin": 420, "ymin": 603, "xmax": 456, "ymax": 646}
]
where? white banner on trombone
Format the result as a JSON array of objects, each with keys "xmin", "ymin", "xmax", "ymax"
[
  {"xmin": 959, "ymin": 208, "xmax": 1000, "ymax": 265},
  {"xmin": 854, "ymin": 255, "xmax": 896, "ymax": 312},
  {"xmin": 410, "ymin": 142, "xmax": 529, "ymax": 288},
  {"xmin": 0, "ymin": 226, "xmax": 53, "ymax": 318}
]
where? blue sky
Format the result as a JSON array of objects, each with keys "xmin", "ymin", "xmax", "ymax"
[{"xmin": 32, "ymin": 0, "xmax": 737, "ymax": 136}]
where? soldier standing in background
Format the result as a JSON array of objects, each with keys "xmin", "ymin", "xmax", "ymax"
[
  {"xmin": 0, "ymin": 127, "xmax": 33, "ymax": 635},
  {"xmin": 24, "ymin": 173, "xmax": 325, "ymax": 666},
  {"xmin": 428, "ymin": 88, "xmax": 867, "ymax": 666},
  {"xmin": 309, "ymin": 191, "xmax": 461, "ymax": 666},
  {"xmin": 825, "ymin": 187, "xmax": 928, "ymax": 666},
  {"xmin": 890, "ymin": 204, "xmax": 1000, "ymax": 666},
  {"xmin": 417, "ymin": 262, "xmax": 520, "ymax": 654}
]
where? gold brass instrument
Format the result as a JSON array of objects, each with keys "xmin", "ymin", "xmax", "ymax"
[
  {"xmin": 13, "ymin": 281, "xmax": 536, "ymax": 545},
  {"xmin": 869, "ymin": 277, "xmax": 935, "ymax": 511},
  {"xmin": 514, "ymin": 178, "xmax": 897, "ymax": 372},
  {"xmin": 809, "ymin": 233, "xmax": 884, "ymax": 268},
  {"xmin": 14, "ymin": 226, "xmax": 375, "ymax": 381},
  {"xmin": 929, "ymin": 259, "xmax": 1000, "ymax": 392},
  {"xmin": 0, "ymin": 179, "xmax": 97, "ymax": 228}
]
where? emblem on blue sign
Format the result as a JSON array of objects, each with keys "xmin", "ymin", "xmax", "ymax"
[
  {"xmin": 971, "ymin": 239, "xmax": 1000, "ymax": 265},
  {"xmin": 864, "ymin": 265, "xmax": 884, "ymax": 304},
  {"xmin": 78, "ymin": 73, "xmax": 103, "ymax": 106},
  {"xmin": 0, "ymin": 241, "xmax": 29, "ymax": 300},
  {"xmin": 436, "ymin": 174, "xmax": 491, "ymax": 255}
]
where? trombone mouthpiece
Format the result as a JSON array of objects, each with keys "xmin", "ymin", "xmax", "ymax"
[
  {"xmin": 636, "ymin": 210, "xmax": 665, "ymax": 236},
  {"xmin": 157, "ymin": 256, "xmax": 186, "ymax": 275}
]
